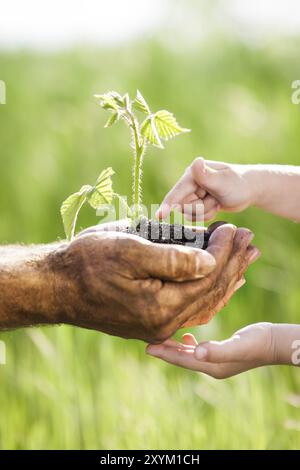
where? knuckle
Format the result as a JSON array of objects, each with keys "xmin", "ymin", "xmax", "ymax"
[
  {"xmin": 167, "ymin": 248, "xmax": 198, "ymax": 279},
  {"xmin": 115, "ymin": 236, "xmax": 138, "ymax": 254},
  {"xmin": 165, "ymin": 248, "xmax": 182, "ymax": 278},
  {"xmin": 191, "ymin": 156, "xmax": 203, "ymax": 169}
]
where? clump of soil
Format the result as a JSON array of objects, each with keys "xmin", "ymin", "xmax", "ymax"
[{"xmin": 127, "ymin": 220, "xmax": 227, "ymax": 250}]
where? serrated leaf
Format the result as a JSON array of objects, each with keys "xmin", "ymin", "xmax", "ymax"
[
  {"xmin": 154, "ymin": 110, "xmax": 190, "ymax": 140},
  {"xmin": 61, "ymin": 185, "xmax": 92, "ymax": 240},
  {"xmin": 95, "ymin": 166, "xmax": 115, "ymax": 185},
  {"xmin": 133, "ymin": 89, "xmax": 151, "ymax": 115},
  {"xmin": 88, "ymin": 167, "xmax": 115, "ymax": 209},
  {"xmin": 104, "ymin": 112, "xmax": 118, "ymax": 128},
  {"xmin": 141, "ymin": 116, "xmax": 163, "ymax": 148}
]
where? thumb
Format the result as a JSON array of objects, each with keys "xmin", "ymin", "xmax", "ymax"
[
  {"xmin": 194, "ymin": 335, "xmax": 245, "ymax": 363},
  {"xmin": 141, "ymin": 242, "xmax": 216, "ymax": 282},
  {"xmin": 191, "ymin": 157, "xmax": 225, "ymax": 196}
]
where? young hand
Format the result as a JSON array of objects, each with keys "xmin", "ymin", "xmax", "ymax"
[
  {"xmin": 146, "ymin": 323, "xmax": 300, "ymax": 378},
  {"xmin": 157, "ymin": 157, "xmax": 254, "ymax": 221},
  {"xmin": 157, "ymin": 158, "xmax": 300, "ymax": 222}
]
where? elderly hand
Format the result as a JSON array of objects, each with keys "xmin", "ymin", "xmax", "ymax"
[{"xmin": 49, "ymin": 222, "xmax": 258, "ymax": 342}]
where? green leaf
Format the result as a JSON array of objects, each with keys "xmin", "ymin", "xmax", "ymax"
[
  {"xmin": 88, "ymin": 167, "xmax": 115, "ymax": 209},
  {"xmin": 123, "ymin": 93, "xmax": 131, "ymax": 112},
  {"xmin": 133, "ymin": 90, "xmax": 151, "ymax": 115},
  {"xmin": 141, "ymin": 116, "xmax": 163, "ymax": 148},
  {"xmin": 154, "ymin": 110, "xmax": 190, "ymax": 141},
  {"xmin": 60, "ymin": 185, "xmax": 92, "ymax": 240},
  {"xmin": 104, "ymin": 112, "xmax": 118, "ymax": 128},
  {"xmin": 94, "ymin": 91, "xmax": 124, "ymax": 111}
]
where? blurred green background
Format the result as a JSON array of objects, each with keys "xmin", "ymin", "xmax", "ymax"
[{"xmin": 1, "ymin": 1, "xmax": 300, "ymax": 450}]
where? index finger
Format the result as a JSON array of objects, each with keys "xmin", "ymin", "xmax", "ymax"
[{"xmin": 157, "ymin": 168, "xmax": 197, "ymax": 219}]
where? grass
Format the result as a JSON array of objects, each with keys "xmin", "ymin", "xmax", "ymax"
[{"xmin": 0, "ymin": 34, "xmax": 300, "ymax": 449}]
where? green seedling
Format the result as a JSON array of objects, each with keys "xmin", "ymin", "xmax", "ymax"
[{"xmin": 61, "ymin": 90, "xmax": 190, "ymax": 240}]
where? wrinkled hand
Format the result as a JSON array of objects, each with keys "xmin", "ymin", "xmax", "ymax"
[
  {"xmin": 53, "ymin": 222, "xmax": 259, "ymax": 343},
  {"xmin": 147, "ymin": 323, "xmax": 276, "ymax": 378}
]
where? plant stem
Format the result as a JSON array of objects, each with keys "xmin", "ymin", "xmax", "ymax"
[
  {"xmin": 133, "ymin": 144, "xmax": 144, "ymax": 218},
  {"xmin": 129, "ymin": 113, "xmax": 145, "ymax": 221}
]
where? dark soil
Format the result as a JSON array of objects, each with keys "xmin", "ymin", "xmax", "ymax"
[{"xmin": 127, "ymin": 220, "xmax": 227, "ymax": 250}]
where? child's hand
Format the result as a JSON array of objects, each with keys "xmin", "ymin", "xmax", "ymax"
[
  {"xmin": 157, "ymin": 157, "xmax": 255, "ymax": 221},
  {"xmin": 146, "ymin": 323, "xmax": 300, "ymax": 379}
]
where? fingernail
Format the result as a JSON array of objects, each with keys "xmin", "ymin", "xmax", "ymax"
[
  {"xmin": 234, "ymin": 278, "xmax": 246, "ymax": 291},
  {"xmin": 248, "ymin": 232, "xmax": 254, "ymax": 243},
  {"xmin": 237, "ymin": 228, "xmax": 254, "ymax": 243},
  {"xmin": 227, "ymin": 224, "xmax": 237, "ymax": 240},
  {"xmin": 155, "ymin": 208, "xmax": 162, "ymax": 219},
  {"xmin": 249, "ymin": 248, "xmax": 260, "ymax": 263},
  {"xmin": 195, "ymin": 345, "xmax": 208, "ymax": 361}
]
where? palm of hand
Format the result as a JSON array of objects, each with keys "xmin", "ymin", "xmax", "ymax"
[{"xmin": 147, "ymin": 322, "xmax": 274, "ymax": 378}]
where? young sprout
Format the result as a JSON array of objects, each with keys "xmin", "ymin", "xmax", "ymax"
[{"xmin": 61, "ymin": 90, "xmax": 190, "ymax": 240}]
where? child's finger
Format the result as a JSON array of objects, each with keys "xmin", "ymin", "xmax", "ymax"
[
  {"xmin": 195, "ymin": 187, "xmax": 207, "ymax": 199},
  {"xmin": 194, "ymin": 335, "xmax": 249, "ymax": 363},
  {"xmin": 202, "ymin": 194, "xmax": 218, "ymax": 213},
  {"xmin": 149, "ymin": 338, "xmax": 195, "ymax": 350},
  {"xmin": 147, "ymin": 343, "xmax": 206, "ymax": 371},
  {"xmin": 161, "ymin": 338, "xmax": 181, "ymax": 347},
  {"xmin": 146, "ymin": 342, "xmax": 247, "ymax": 378},
  {"xmin": 182, "ymin": 333, "xmax": 198, "ymax": 346},
  {"xmin": 202, "ymin": 159, "xmax": 229, "ymax": 170},
  {"xmin": 156, "ymin": 171, "xmax": 197, "ymax": 219},
  {"xmin": 181, "ymin": 200, "xmax": 204, "ymax": 220},
  {"xmin": 182, "ymin": 196, "xmax": 218, "ymax": 218},
  {"xmin": 204, "ymin": 206, "xmax": 220, "ymax": 221}
]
